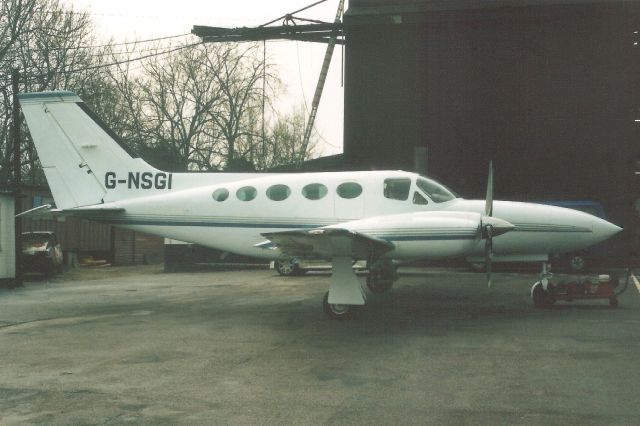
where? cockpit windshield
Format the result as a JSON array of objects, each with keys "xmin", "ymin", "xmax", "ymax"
[{"xmin": 416, "ymin": 177, "xmax": 456, "ymax": 203}]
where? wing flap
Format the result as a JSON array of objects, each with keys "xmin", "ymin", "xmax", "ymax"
[{"xmin": 261, "ymin": 228, "xmax": 395, "ymax": 259}]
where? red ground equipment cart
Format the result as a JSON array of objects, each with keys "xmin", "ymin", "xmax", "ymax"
[{"xmin": 531, "ymin": 271, "xmax": 632, "ymax": 308}]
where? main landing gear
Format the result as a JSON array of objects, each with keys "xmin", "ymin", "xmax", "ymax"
[
  {"xmin": 365, "ymin": 259, "xmax": 397, "ymax": 294},
  {"xmin": 322, "ymin": 258, "xmax": 398, "ymax": 320},
  {"xmin": 322, "ymin": 291, "xmax": 357, "ymax": 320}
]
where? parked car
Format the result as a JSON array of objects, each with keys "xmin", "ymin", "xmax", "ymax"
[
  {"xmin": 273, "ymin": 258, "xmax": 367, "ymax": 276},
  {"xmin": 21, "ymin": 231, "xmax": 64, "ymax": 276}
]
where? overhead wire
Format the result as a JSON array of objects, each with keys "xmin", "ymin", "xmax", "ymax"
[
  {"xmin": 14, "ymin": 41, "xmax": 203, "ymax": 85},
  {"xmin": 41, "ymin": 33, "xmax": 194, "ymax": 51},
  {"xmin": 294, "ymin": 40, "xmax": 340, "ymax": 150}
]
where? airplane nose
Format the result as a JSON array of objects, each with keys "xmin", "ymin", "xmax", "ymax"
[{"xmin": 591, "ymin": 217, "xmax": 622, "ymax": 244}]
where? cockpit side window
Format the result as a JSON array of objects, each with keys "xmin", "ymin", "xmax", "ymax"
[
  {"xmin": 413, "ymin": 191, "xmax": 428, "ymax": 205},
  {"xmin": 383, "ymin": 178, "xmax": 411, "ymax": 201},
  {"xmin": 416, "ymin": 177, "xmax": 456, "ymax": 203}
]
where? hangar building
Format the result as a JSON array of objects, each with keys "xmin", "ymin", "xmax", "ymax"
[{"xmin": 343, "ymin": 0, "xmax": 640, "ymax": 261}]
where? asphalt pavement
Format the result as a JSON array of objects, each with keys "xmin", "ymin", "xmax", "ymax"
[{"xmin": 1, "ymin": 265, "xmax": 639, "ymax": 425}]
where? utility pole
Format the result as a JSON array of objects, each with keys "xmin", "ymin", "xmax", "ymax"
[{"xmin": 11, "ymin": 68, "xmax": 22, "ymax": 287}]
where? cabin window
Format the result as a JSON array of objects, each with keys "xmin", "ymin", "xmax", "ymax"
[
  {"xmin": 236, "ymin": 186, "xmax": 257, "ymax": 201},
  {"xmin": 302, "ymin": 183, "xmax": 328, "ymax": 200},
  {"xmin": 383, "ymin": 178, "xmax": 411, "ymax": 201},
  {"xmin": 212, "ymin": 188, "xmax": 229, "ymax": 202},
  {"xmin": 337, "ymin": 182, "xmax": 363, "ymax": 199},
  {"xmin": 266, "ymin": 184, "xmax": 291, "ymax": 201},
  {"xmin": 413, "ymin": 192, "xmax": 428, "ymax": 205},
  {"xmin": 416, "ymin": 177, "xmax": 456, "ymax": 203}
]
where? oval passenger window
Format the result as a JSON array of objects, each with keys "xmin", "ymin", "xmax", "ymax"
[
  {"xmin": 266, "ymin": 184, "xmax": 291, "ymax": 201},
  {"xmin": 236, "ymin": 186, "xmax": 257, "ymax": 201},
  {"xmin": 336, "ymin": 182, "xmax": 363, "ymax": 199},
  {"xmin": 302, "ymin": 183, "xmax": 328, "ymax": 200},
  {"xmin": 212, "ymin": 188, "xmax": 229, "ymax": 202}
]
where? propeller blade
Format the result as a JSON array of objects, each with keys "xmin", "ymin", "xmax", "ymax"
[
  {"xmin": 485, "ymin": 161, "xmax": 494, "ymax": 217},
  {"xmin": 485, "ymin": 225, "xmax": 493, "ymax": 288}
]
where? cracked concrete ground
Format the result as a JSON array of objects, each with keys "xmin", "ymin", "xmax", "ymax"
[{"xmin": 1, "ymin": 266, "xmax": 639, "ymax": 425}]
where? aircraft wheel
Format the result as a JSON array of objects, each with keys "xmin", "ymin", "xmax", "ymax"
[
  {"xmin": 531, "ymin": 281, "xmax": 554, "ymax": 309},
  {"xmin": 275, "ymin": 258, "xmax": 303, "ymax": 276},
  {"xmin": 366, "ymin": 259, "xmax": 398, "ymax": 294},
  {"xmin": 566, "ymin": 254, "xmax": 586, "ymax": 272},
  {"xmin": 366, "ymin": 275, "xmax": 393, "ymax": 294},
  {"xmin": 322, "ymin": 291, "xmax": 356, "ymax": 320}
]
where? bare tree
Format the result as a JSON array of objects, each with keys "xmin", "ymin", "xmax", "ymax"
[
  {"xmin": 2, "ymin": 0, "xmax": 321, "ymax": 183},
  {"xmin": 109, "ymin": 42, "xmax": 290, "ymax": 172},
  {"xmin": 0, "ymin": 0, "xmax": 114, "ymax": 185},
  {"xmin": 0, "ymin": 0, "xmax": 39, "ymax": 183},
  {"xmin": 256, "ymin": 106, "xmax": 318, "ymax": 170},
  {"xmin": 205, "ymin": 43, "xmax": 276, "ymax": 170}
]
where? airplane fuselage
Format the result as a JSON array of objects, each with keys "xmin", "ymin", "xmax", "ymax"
[{"xmin": 80, "ymin": 170, "xmax": 619, "ymax": 262}]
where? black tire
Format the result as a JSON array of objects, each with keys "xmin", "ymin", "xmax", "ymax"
[
  {"xmin": 531, "ymin": 282, "xmax": 554, "ymax": 309},
  {"xmin": 322, "ymin": 291, "xmax": 356, "ymax": 320},
  {"xmin": 366, "ymin": 274, "xmax": 393, "ymax": 294},
  {"xmin": 275, "ymin": 258, "xmax": 301, "ymax": 276}
]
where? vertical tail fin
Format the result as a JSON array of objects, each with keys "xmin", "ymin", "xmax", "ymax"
[{"xmin": 18, "ymin": 91, "xmax": 157, "ymax": 209}]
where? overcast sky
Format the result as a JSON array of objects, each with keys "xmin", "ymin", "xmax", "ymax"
[{"xmin": 61, "ymin": 0, "xmax": 345, "ymax": 156}]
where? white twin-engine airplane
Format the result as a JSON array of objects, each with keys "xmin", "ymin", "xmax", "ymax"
[{"xmin": 18, "ymin": 91, "xmax": 622, "ymax": 319}]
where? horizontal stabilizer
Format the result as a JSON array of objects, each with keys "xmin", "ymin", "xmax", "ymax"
[
  {"xmin": 16, "ymin": 204, "xmax": 124, "ymax": 219},
  {"xmin": 15, "ymin": 204, "xmax": 54, "ymax": 218}
]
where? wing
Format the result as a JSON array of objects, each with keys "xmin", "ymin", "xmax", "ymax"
[{"xmin": 260, "ymin": 227, "xmax": 395, "ymax": 259}]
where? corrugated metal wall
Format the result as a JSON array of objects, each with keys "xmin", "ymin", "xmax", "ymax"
[{"xmin": 112, "ymin": 228, "xmax": 164, "ymax": 266}]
